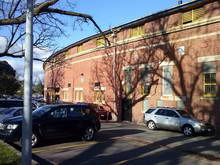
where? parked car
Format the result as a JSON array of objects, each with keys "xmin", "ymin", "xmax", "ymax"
[
  {"xmin": 144, "ymin": 107, "xmax": 214, "ymax": 136},
  {"xmin": 96, "ymin": 106, "xmax": 112, "ymax": 120},
  {"xmin": 0, "ymin": 104, "xmax": 101, "ymax": 147},
  {"xmin": 0, "ymin": 99, "xmax": 37, "ymax": 111},
  {"xmin": 0, "ymin": 107, "xmax": 36, "ymax": 122},
  {"xmin": 77, "ymin": 103, "xmax": 112, "ymax": 120}
]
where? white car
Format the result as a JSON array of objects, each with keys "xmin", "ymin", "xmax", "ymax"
[{"xmin": 144, "ymin": 107, "xmax": 214, "ymax": 136}]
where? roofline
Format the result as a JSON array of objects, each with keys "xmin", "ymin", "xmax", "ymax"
[{"xmin": 44, "ymin": 0, "xmax": 216, "ymax": 66}]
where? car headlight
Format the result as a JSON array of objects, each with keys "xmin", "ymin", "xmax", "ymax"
[
  {"xmin": 196, "ymin": 122, "xmax": 205, "ymax": 127},
  {"xmin": 6, "ymin": 124, "xmax": 18, "ymax": 130}
]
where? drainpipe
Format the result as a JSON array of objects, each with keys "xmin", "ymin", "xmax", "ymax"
[{"xmin": 111, "ymin": 30, "xmax": 117, "ymax": 121}]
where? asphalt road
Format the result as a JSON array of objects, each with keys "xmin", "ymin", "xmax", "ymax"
[{"xmin": 27, "ymin": 122, "xmax": 219, "ymax": 165}]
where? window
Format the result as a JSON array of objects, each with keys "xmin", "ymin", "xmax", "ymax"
[
  {"xmin": 145, "ymin": 108, "xmax": 156, "ymax": 114},
  {"xmin": 94, "ymin": 90, "xmax": 105, "ymax": 103},
  {"xmin": 74, "ymin": 89, "xmax": 84, "ymax": 102},
  {"xmin": 203, "ymin": 63, "xmax": 217, "ymax": 97},
  {"xmin": 68, "ymin": 106, "xmax": 82, "ymax": 117},
  {"xmin": 49, "ymin": 107, "xmax": 68, "ymax": 119},
  {"xmin": 204, "ymin": 73, "xmax": 216, "ymax": 97},
  {"xmin": 202, "ymin": 62, "xmax": 217, "ymax": 97},
  {"xmin": 96, "ymin": 38, "xmax": 105, "ymax": 47},
  {"xmin": 77, "ymin": 44, "xmax": 84, "ymax": 53},
  {"xmin": 13, "ymin": 109, "xmax": 22, "ymax": 117},
  {"xmin": 182, "ymin": 7, "xmax": 204, "ymax": 24},
  {"xmin": 63, "ymin": 91, "xmax": 68, "ymax": 100},
  {"xmin": 166, "ymin": 110, "xmax": 179, "ymax": 118},
  {"xmin": 130, "ymin": 25, "xmax": 144, "ymax": 38},
  {"xmin": 162, "ymin": 66, "xmax": 173, "ymax": 96},
  {"xmin": 140, "ymin": 67, "xmax": 151, "ymax": 95},
  {"xmin": 65, "ymin": 49, "xmax": 71, "ymax": 57},
  {"xmin": 155, "ymin": 109, "xmax": 167, "ymax": 116},
  {"xmin": 124, "ymin": 68, "xmax": 132, "ymax": 94}
]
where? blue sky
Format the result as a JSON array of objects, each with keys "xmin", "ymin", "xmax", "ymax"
[{"xmin": 56, "ymin": 0, "xmax": 190, "ymax": 49}]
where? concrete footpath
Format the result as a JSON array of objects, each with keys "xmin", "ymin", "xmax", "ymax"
[{"xmin": 104, "ymin": 121, "xmax": 220, "ymax": 162}]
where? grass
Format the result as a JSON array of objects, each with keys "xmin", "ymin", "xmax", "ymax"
[{"xmin": 0, "ymin": 140, "xmax": 20, "ymax": 165}]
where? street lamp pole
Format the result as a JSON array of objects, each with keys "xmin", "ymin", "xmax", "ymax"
[{"xmin": 22, "ymin": 0, "xmax": 33, "ymax": 165}]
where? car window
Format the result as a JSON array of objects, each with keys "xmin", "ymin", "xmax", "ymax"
[
  {"xmin": 49, "ymin": 107, "xmax": 68, "ymax": 119},
  {"xmin": 32, "ymin": 105, "xmax": 55, "ymax": 118},
  {"xmin": 166, "ymin": 110, "xmax": 179, "ymax": 118},
  {"xmin": 155, "ymin": 109, "xmax": 168, "ymax": 116},
  {"xmin": 0, "ymin": 100, "xmax": 23, "ymax": 108},
  {"xmin": 14, "ymin": 109, "xmax": 22, "ymax": 116},
  {"xmin": 68, "ymin": 106, "xmax": 82, "ymax": 117},
  {"xmin": 0, "ymin": 108, "xmax": 14, "ymax": 114},
  {"xmin": 177, "ymin": 110, "xmax": 191, "ymax": 118},
  {"xmin": 145, "ymin": 108, "xmax": 156, "ymax": 114}
]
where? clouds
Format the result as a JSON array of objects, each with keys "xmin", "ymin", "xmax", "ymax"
[
  {"xmin": 0, "ymin": 47, "xmax": 52, "ymax": 82},
  {"xmin": 0, "ymin": 37, "xmax": 8, "ymax": 53}
]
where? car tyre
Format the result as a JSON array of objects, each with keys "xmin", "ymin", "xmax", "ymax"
[
  {"xmin": 19, "ymin": 132, "xmax": 39, "ymax": 147},
  {"xmin": 82, "ymin": 127, "xmax": 95, "ymax": 141},
  {"xmin": 147, "ymin": 121, "xmax": 156, "ymax": 130},
  {"xmin": 182, "ymin": 125, "xmax": 194, "ymax": 136},
  {"xmin": 32, "ymin": 133, "xmax": 39, "ymax": 147}
]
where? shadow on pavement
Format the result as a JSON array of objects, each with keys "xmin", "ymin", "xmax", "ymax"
[{"xmin": 60, "ymin": 124, "xmax": 220, "ymax": 165}]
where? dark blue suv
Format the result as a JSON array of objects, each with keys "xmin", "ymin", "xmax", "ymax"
[{"xmin": 0, "ymin": 104, "xmax": 101, "ymax": 147}]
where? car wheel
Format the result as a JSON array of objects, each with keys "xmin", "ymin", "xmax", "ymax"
[
  {"xmin": 32, "ymin": 133, "xmax": 39, "ymax": 147},
  {"xmin": 82, "ymin": 127, "xmax": 95, "ymax": 141},
  {"xmin": 183, "ymin": 125, "xmax": 194, "ymax": 136},
  {"xmin": 147, "ymin": 121, "xmax": 156, "ymax": 130},
  {"xmin": 19, "ymin": 132, "xmax": 39, "ymax": 147}
]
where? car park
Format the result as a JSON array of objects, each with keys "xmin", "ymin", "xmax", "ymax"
[
  {"xmin": 0, "ymin": 104, "xmax": 101, "ymax": 147},
  {"xmin": 144, "ymin": 107, "xmax": 214, "ymax": 136}
]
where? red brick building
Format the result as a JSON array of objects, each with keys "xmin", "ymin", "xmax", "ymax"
[{"xmin": 44, "ymin": 0, "xmax": 220, "ymax": 132}]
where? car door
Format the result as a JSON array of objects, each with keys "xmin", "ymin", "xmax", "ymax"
[
  {"xmin": 163, "ymin": 110, "xmax": 180, "ymax": 131},
  {"xmin": 66, "ymin": 105, "xmax": 84, "ymax": 136},
  {"xmin": 153, "ymin": 109, "xmax": 168, "ymax": 129},
  {"xmin": 41, "ymin": 106, "xmax": 69, "ymax": 138}
]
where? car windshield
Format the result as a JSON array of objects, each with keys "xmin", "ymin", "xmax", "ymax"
[
  {"xmin": 0, "ymin": 107, "xmax": 20, "ymax": 115},
  {"xmin": 32, "ymin": 105, "xmax": 55, "ymax": 118},
  {"xmin": 177, "ymin": 110, "xmax": 191, "ymax": 118}
]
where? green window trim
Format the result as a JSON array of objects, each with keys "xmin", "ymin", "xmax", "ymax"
[
  {"xmin": 94, "ymin": 90, "xmax": 105, "ymax": 103},
  {"xmin": 130, "ymin": 25, "xmax": 144, "ymax": 38},
  {"xmin": 182, "ymin": 7, "xmax": 204, "ymax": 24},
  {"xmin": 77, "ymin": 44, "xmax": 84, "ymax": 53},
  {"xmin": 96, "ymin": 38, "xmax": 106, "ymax": 47},
  {"xmin": 203, "ymin": 73, "xmax": 217, "ymax": 97}
]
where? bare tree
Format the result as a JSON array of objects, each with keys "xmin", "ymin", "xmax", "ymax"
[{"xmin": 0, "ymin": 0, "xmax": 109, "ymax": 60}]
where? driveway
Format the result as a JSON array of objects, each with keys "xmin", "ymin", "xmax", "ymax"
[{"xmin": 13, "ymin": 122, "xmax": 220, "ymax": 165}]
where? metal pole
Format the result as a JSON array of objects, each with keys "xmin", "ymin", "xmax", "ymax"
[
  {"xmin": 112, "ymin": 31, "xmax": 117, "ymax": 120},
  {"xmin": 22, "ymin": 0, "xmax": 33, "ymax": 165}
]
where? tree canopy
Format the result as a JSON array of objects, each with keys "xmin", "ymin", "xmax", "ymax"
[{"xmin": 0, "ymin": 61, "xmax": 21, "ymax": 96}]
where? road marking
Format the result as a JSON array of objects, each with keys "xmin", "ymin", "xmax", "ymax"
[{"xmin": 32, "ymin": 142, "xmax": 97, "ymax": 153}]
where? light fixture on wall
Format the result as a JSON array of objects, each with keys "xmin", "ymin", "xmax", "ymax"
[
  {"xmin": 80, "ymin": 73, "xmax": 84, "ymax": 83},
  {"xmin": 177, "ymin": 46, "xmax": 185, "ymax": 56}
]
